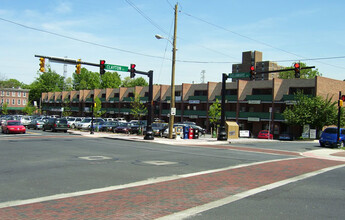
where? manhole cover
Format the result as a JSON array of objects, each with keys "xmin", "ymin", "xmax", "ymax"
[
  {"xmin": 142, "ymin": 160, "xmax": 178, "ymax": 166},
  {"xmin": 78, "ymin": 156, "xmax": 113, "ymax": 161}
]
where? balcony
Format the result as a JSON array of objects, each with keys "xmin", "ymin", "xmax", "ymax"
[
  {"xmin": 85, "ymin": 98, "xmax": 93, "ymax": 103},
  {"xmin": 183, "ymin": 110, "xmax": 207, "ymax": 117},
  {"xmin": 188, "ymin": 96, "xmax": 208, "ymax": 102},
  {"xmin": 123, "ymin": 97, "xmax": 133, "ymax": 102},
  {"xmin": 215, "ymin": 95, "xmax": 237, "ymax": 102},
  {"xmin": 246, "ymin": 95, "xmax": 272, "ymax": 101},
  {"xmin": 109, "ymin": 97, "xmax": 119, "ymax": 103}
]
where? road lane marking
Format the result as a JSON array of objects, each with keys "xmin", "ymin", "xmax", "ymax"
[{"xmin": 0, "ymin": 157, "xmax": 294, "ymax": 209}]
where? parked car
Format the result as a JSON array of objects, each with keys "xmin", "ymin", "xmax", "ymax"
[
  {"xmin": 27, "ymin": 119, "xmax": 45, "ymax": 130},
  {"xmin": 100, "ymin": 121, "xmax": 119, "ymax": 132},
  {"xmin": 91, "ymin": 121, "xmax": 106, "ymax": 131},
  {"xmin": 113, "ymin": 122, "xmax": 132, "ymax": 134},
  {"xmin": 76, "ymin": 118, "xmax": 104, "ymax": 130},
  {"xmin": 20, "ymin": 116, "xmax": 32, "ymax": 127},
  {"xmin": 257, "ymin": 130, "xmax": 273, "ymax": 139},
  {"xmin": 67, "ymin": 117, "xmax": 83, "ymax": 129},
  {"xmin": 151, "ymin": 123, "xmax": 168, "ymax": 136},
  {"xmin": 278, "ymin": 132, "xmax": 293, "ymax": 141},
  {"xmin": 1, "ymin": 120, "xmax": 26, "ymax": 134},
  {"xmin": 43, "ymin": 118, "xmax": 69, "ymax": 132},
  {"xmin": 319, "ymin": 127, "xmax": 345, "ymax": 148}
]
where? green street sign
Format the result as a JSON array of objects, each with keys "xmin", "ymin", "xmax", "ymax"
[
  {"xmin": 104, "ymin": 64, "xmax": 129, "ymax": 72},
  {"xmin": 228, "ymin": 72, "xmax": 250, "ymax": 79}
]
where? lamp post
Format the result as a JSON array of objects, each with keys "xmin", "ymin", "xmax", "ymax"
[{"xmin": 155, "ymin": 4, "xmax": 178, "ymax": 139}]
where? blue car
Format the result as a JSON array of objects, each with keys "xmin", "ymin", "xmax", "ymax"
[{"xmin": 319, "ymin": 127, "xmax": 345, "ymax": 148}]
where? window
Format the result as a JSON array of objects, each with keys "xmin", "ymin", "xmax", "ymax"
[
  {"xmin": 289, "ymin": 87, "xmax": 315, "ymax": 95},
  {"xmin": 17, "ymin": 99, "xmax": 21, "ymax": 105},
  {"xmin": 12, "ymin": 99, "xmax": 15, "ymax": 105},
  {"xmin": 6, "ymin": 91, "xmax": 10, "ymax": 96},
  {"xmin": 194, "ymin": 90, "xmax": 207, "ymax": 96},
  {"xmin": 12, "ymin": 92, "xmax": 16, "ymax": 96},
  {"xmin": 1, "ymin": 99, "xmax": 3, "ymax": 104},
  {"xmin": 6, "ymin": 99, "xmax": 9, "ymax": 104},
  {"xmin": 252, "ymin": 88, "xmax": 272, "ymax": 95},
  {"xmin": 225, "ymin": 89, "xmax": 237, "ymax": 95},
  {"xmin": 23, "ymin": 92, "xmax": 26, "ymax": 97},
  {"xmin": 18, "ymin": 91, "xmax": 21, "ymax": 97},
  {"xmin": 1, "ymin": 91, "xmax": 3, "ymax": 96},
  {"xmin": 23, "ymin": 99, "xmax": 26, "ymax": 105}
]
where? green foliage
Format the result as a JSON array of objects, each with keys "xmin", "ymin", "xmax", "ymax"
[
  {"xmin": 208, "ymin": 99, "xmax": 221, "ymax": 129},
  {"xmin": 130, "ymin": 93, "xmax": 147, "ymax": 120},
  {"xmin": 73, "ymin": 68, "xmax": 101, "ymax": 90},
  {"xmin": 1, "ymin": 102, "xmax": 8, "ymax": 115},
  {"xmin": 282, "ymin": 92, "xmax": 343, "ymax": 132},
  {"xmin": 22, "ymin": 103, "xmax": 37, "ymax": 115},
  {"xmin": 279, "ymin": 62, "xmax": 322, "ymax": 79},
  {"xmin": 28, "ymin": 67, "xmax": 65, "ymax": 103},
  {"xmin": 93, "ymin": 97, "xmax": 105, "ymax": 117},
  {"xmin": 101, "ymin": 72, "xmax": 122, "ymax": 89},
  {"xmin": 121, "ymin": 77, "xmax": 149, "ymax": 87},
  {"xmin": 62, "ymin": 99, "xmax": 72, "ymax": 117},
  {"xmin": 0, "ymin": 79, "xmax": 26, "ymax": 88}
]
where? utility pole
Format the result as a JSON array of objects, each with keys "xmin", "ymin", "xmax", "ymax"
[{"xmin": 168, "ymin": 3, "xmax": 178, "ymax": 139}]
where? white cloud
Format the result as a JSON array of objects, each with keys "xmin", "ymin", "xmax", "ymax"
[{"xmin": 54, "ymin": 1, "xmax": 72, "ymax": 14}]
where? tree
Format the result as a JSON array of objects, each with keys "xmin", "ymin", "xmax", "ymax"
[
  {"xmin": 1, "ymin": 102, "xmax": 8, "ymax": 115},
  {"xmin": 101, "ymin": 72, "xmax": 122, "ymax": 89},
  {"xmin": 73, "ymin": 68, "xmax": 101, "ymax": 90},
  {"xmin": 208, "ymin": 99, "xmax": 221, "ymax": 136},
  {"xmin": 121, "ymin": 77, "xmax": 148, "ymax": 87},
  {"xmin": 62, "ymin": 99, "xmax": 72, "ymax": 117},
  {"xmin": 28, "ymin": 67, "xmax": 65, "ymax": 104},
  {"xmin": 282, "ymin": 92, "xmax": 343, "ymax": 135},
  {"xmin": 93, "ymin": 97, "xmax": 105, "ymax": 117},
  {"xmin": 0, "ymin": 79, "xmax": 26, "ymax": 88},
  {"xmin": 130, "ymin": 93, "xmax": 147, "ymax": 120},
  {"xmin": 22, "ymin": 103, "xmax": 37, "ymax": 115},
  {"xmin": 279, "ymin": 62, "xmax": 322, "ymax": 79}
]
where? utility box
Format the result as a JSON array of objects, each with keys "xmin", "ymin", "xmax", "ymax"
[{"xmin": 226, "ymin": 121, "xmax": 239, "ymax": 139}]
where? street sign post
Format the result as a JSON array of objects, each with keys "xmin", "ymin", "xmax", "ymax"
[
  {"xmin": 228, "ymin": 72, "xmax": 250, "ymax": 79},
  {"xmin": 104, "ymin": 64, "xmax": 129, "ymax": 72}
]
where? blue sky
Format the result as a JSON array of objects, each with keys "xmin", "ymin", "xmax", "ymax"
[{"xmin": 1, "ymin": 0, "xmax": 345, "ymax": 85}]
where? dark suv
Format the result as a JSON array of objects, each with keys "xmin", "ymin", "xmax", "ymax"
[{"xmin": 43, "ymin": 118, "xmax": 69, "ymax": 132}]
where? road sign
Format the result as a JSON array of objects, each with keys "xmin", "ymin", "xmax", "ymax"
[
  {"xmin": 104, "ymin": 64, "xmax": 129, "ymax": 72},
  {"xmin": 228, "ymin": 72, "xmax": 250, "ymax": 78}
]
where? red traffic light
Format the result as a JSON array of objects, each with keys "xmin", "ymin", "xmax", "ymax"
[
  {"xmin": 294, "ymin": 63, "xmax": 300, "ymax": 68},
  {"xmin": 100, "ymin": 60, "xmax": 105, "ymax": 65},
  {"xmin": 131, "ymin": 64, "xmax": 136, "ymax": 69},
  {"xmin": 341, "ymin": 95, "xmax": 345, "ymax": 101},
  {"xmin": 250, "ymin": 66, "xmax": 255, "ymax": 71}
]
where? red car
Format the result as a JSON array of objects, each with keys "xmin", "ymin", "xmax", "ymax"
[
  {"xmin": 1, "ymin": 120, "xmax": 26, "ymax": 134},
  {"xmin": 257, "ymin": 130, "xmax": 273, "ymax": 139}
]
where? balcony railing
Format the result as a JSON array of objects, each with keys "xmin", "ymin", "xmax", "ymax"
[
  {"xmin": 246, "ymin": 95, "xmax": 272, "ymax": 101},
  {"xmin": 215, "ymin": 95, "xmax": 237, "ymax": 101}
]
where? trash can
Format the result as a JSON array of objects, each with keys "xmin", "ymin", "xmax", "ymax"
[
  {"xmin": 183, "ymin": 126, "xmax": 189, "ymax": 139},
  {"xmin": 193, "ymin": 128, "xmax": 199, "ymax": 139}
]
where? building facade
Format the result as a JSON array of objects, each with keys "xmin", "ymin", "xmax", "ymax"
[
  {"xmin": 0, "ymin": 87, "xmax": 30, "ymax": 113},
  {"xmin": 41, "ymin": 76, "xmax": 345, "ymax": 138}
]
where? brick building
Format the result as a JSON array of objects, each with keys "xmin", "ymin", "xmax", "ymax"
[
  {"xmin": 0, "ymin": 87, "xmax": 30, "ymax": 114},
  {"xmin": 41, "ymin": 76, "xmax": 345, "ymax": 138}
]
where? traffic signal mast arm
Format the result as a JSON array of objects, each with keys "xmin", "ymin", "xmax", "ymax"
[
  {"xmin": 35, "ymin": 55, "xmax": 101, "ymax": 67},
  {"xmin": 255, "ymin": 66, "xmax": 315, "ymax": 75}
]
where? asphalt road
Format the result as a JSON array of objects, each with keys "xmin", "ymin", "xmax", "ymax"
[{"xmin": 0, "ymin": 130, "xmax": 344, "ymax": 219}]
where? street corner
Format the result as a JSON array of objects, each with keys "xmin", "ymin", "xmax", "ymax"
[{"xmin": 301, "ymin": 148, "xmax": 345, "ymax": 162}]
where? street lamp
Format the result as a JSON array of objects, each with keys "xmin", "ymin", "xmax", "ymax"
[{"xmin": 155, "ymin": 4, "xmax": 178, "ymax": 139}]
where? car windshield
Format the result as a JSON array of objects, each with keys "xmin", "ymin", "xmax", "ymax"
[
  {"xmin": 82, "ymin": 119, "xmax": 92, "ymax": 123},
  {"xmin": 324, "ymin": 128, "xmax": 337, "ymax": 134},
  {"xmin": 57, "ymin": 119, "xmax": 67, "ymax": 124},
  {"xmin": 8, "ymin": 121, "xmax": 21, "ymax": 126},
  {"xmin": 67, "ymin": 118, "xmax": 75, "ymax": 121}
]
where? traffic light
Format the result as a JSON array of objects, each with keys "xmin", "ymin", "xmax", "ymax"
[
  {"xmin": 250, "ymin": 65, "xmax": 256, "ymax": 80},
  {"xmin": 340, "ymin": 95, "xmax": 345, "ymax": 107},
  {"xmin": 76, "ymin": 59, "xmax": 81, "ymax": 74},
  {"xmin": 294, "ymin": 63, "xmax": 301, "ymax": 78},
  {"xmin": 130, "ymin": 64, "xmax": 136, "ymax": 78},
  {"xmin": 39, "ymin": 57, "xmax": 45, "ymax": 72},
  {"xmin": 100, "ymin": 60, "xmax": 106, "ymax": 75}
]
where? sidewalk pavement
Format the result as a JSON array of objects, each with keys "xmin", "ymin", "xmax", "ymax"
[{"xmin": 69, "ymin": 130, "xmax": 345, "ymax": 162}]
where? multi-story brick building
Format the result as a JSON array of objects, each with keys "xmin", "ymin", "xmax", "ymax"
[
  {"xmin": 41, "ymin": 76, "xmax": 345, "ymax": 138},
  {"xmin": 0, "ymin": 87, "xmax": 30, "ymax": 114}
]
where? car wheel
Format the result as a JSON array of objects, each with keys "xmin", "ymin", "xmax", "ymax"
[{"xmin": 64, "ymin": 130, "xmax": 67, "ymax": 133}]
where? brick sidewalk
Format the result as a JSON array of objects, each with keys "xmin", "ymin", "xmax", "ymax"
[{"xmin": 0, "ymin": 157, "xmax": 344, "ymax": 219}]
